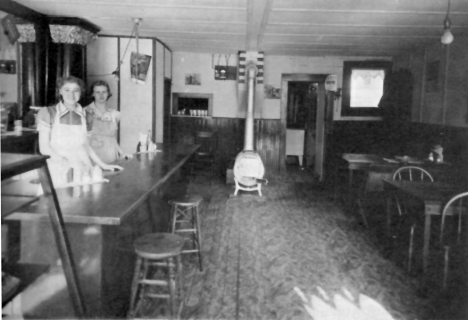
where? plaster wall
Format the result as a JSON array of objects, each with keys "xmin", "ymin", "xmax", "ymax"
[
  {"xmin": 171, "ymin": 52, "xmax": 392, "ymax": 120},
  {"xmin": 395, "ymin": 35, "xmax": 468, "ymax": 128}
]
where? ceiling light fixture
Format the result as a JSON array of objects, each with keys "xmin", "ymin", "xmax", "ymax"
[{"xmin": 441, "ymin": 0, "xmax": 454, "ymax": 45}]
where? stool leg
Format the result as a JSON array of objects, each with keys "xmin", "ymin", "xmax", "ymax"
[
  {"xmin": 176, "ymin": 254, "xmax": 183, "ymax": 302},
  {"xmin": 194, "ymin": 206, "xmax": 203, "ymax": 271},
  {"xmin": 133, "ymin": 259, "xmax": 149, "ymax": 318},
  {"xmin": 128, "ymin": 257, "xmax": 143, "ymax": 319},
  {"xmin": 167, "ymin": 257, "xmax": 176, "ymax": 318},
  {"xmin": 170, "ymin": 205, "xmax": 177, "ymax": 233}
]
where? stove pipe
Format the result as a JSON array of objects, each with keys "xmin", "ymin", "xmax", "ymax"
[{"xmin": 244, "ymin": 64, "xmax": 258, "ymax": 151}]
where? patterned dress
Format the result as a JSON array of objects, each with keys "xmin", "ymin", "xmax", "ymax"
[{"xmin": 85, "ymin": 102, "xmax": 121, "ymax": 164}]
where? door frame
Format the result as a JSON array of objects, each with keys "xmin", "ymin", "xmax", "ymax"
[{"xmin": 280, "ymin": 74, "xmax": 328, "ymax": 180}]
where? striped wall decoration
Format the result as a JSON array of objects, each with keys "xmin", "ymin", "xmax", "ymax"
[
  {"xmin": 237, "ymin": 51, "xmax": 265, "ymax": 118},
  {"xmin": 238, "ymin": 51, "xmax": 264, "ymax": 84}
]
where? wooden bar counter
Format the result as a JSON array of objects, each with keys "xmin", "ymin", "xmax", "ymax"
[{"xmin": 4, "ymin": 143, "xmax": 198, "ymax": 318}]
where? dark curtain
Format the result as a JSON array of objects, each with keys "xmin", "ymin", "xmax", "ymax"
[
  {"xmin": 378, "ymin": 69, "xmax": 413, "ymax": 124},
  {"xmin": 378, "ymin": 69, "xmax": 414, "ymax": 154}
]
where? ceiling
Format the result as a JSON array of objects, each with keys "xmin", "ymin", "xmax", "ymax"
[{"xmin": 5, "ymin": 0, "xmax": 468, "ymax": 57}]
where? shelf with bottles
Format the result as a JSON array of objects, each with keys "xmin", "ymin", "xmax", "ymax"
[
  {"xmin": 172, "ymin": 109, "xmax": 211, "ymax": 117},
  {"xmin": 172, "ymin": 92, "xmax": 213, "ymax": 117}
]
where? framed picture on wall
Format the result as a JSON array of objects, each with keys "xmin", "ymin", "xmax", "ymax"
[
  {"xmin": 185, "ymin": 74, "xmax": 201, "ymax": 85},
  {"xmin": 130, "ymin": 52, "xmax": 152, "ymax": 84}
]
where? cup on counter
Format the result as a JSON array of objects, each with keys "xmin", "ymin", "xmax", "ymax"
[
  {"xmin": 92, "ymin": 165, "xmax": 103, "ymax": 182},
  {"xmin": 14, "ymin": 120, "xmax": 22, "ymax": 136}
]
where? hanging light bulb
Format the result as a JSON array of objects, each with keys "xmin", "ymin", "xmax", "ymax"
[{"xmin": 441, "ymin": 0, "xmax": 454, "ymax": 45}]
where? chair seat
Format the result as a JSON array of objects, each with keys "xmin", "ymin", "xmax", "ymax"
[
  {"xmin": 169, "ymin": 194, "xmax": 203, "ymax": 206},
  {"xmin": 195, "ymin": 156, "xmax": 214, "ymax": 162},
  {"xmin": 133, "ymin": 233, "xmax": 184, "ymax": 260}
]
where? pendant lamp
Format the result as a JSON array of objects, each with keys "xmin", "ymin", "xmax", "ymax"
[{"xmin": 441, "ymin": 0, "xmax": 454, "ymax": 45}]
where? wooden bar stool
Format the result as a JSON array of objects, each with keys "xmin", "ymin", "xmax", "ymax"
[
  {"xmin": 128, "ymin": 233, "xmax": 184, "ymax": 319},
  {"xmin": 168, "ymin": 194, "xmax": 203, "ymax": 271}
]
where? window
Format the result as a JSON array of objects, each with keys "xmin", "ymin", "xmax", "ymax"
[{"xmin": 341, "ymin": 61, "xmax": 392, "ymax": 118}]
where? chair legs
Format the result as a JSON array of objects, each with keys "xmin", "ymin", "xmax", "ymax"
[
  {"xmin": 356, "ymin": 198, "xmax": 369, "ymax": 228},
  {"xmin": 171, "ymin": 203, "xmax": 203, "ymax": 271},
  {"xmin": 442, "ymin": 245, "xmax": 450, "ymax": 290},
  {"xmin": 407, "ymin": 224, "xmax": 415, "ymax": 273}
]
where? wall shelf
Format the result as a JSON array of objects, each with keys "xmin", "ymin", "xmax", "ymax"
[
  {"xmin": 171, "ymin": 115, "xmax": 212, "ymax": 119},
  {"xmin": 1, "ymin": 153, "xmax": 87, "ymax": 318},
  {"xmin": 172, "ymin": 92, "xmax": 213, "ymax": 117},
  {"xmin": 2, "ymin": 263, "xmax": 50, "ymax": 308}
]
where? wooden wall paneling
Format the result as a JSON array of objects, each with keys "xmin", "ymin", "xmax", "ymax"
[
  {"xmin": 415, "ymin": 47, "xmax": 426, "ymax": 123},
  {"xmin": 444, "ymin": 37, "xmax": 468, "ymax": 128},
  {"xmin": 169, "ymin": 117, "xmax": 283, "ymax": 181},
  {"xmin": 441, "ymin": 45, "xmax": 450, "ymax": 125}
]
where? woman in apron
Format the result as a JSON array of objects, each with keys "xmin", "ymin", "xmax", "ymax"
[
  {"xmin": 37, "ymin": 76, "xmax": 123, "ymax": 186},
  {"xmin": 84, "ymin": 80, "xmax": 132, "ymax": 164}
]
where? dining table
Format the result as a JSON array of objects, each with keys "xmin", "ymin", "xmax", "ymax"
[
  {"xmin": 382, "ymin": 179, "xmax": 467, "ymax": 272},
  {"xmin": 336, "ymin": 152, "xmax": 451, "ymax": 203},
  {"xmin": 3, "ymin": 143, "xmax": 199, "ymax": 318}
]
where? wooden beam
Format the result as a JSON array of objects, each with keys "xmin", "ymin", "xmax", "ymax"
[{"xmin": 246, "ymin": 0, "xmax": 272, "ymax": 51}]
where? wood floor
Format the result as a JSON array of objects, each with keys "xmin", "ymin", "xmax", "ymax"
[
  {"xmin": 138, "ymin": 163, "xmax": 467, "ymax": 320},
  {"xmin": 4, "ymin": 163, "xmax": 467, "ymax": 319}
]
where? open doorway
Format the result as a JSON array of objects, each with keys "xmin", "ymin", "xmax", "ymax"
[
  {"xmin": 280, "ymin": 74, "xmax": 330, "ymax": 181},
  {"xmin": 286, "ymin": 81, "xmax": 318, "ymax": 168}
]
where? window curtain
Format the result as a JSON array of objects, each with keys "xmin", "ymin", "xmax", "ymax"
[{"xmin": 378, "ymin": 69, "xmax": 413, "ymax": 123}]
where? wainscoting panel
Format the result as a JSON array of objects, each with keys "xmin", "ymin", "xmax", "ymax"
[{"xmin": 169, "ymin": 117, "xmax": 284, "ymax": 181}]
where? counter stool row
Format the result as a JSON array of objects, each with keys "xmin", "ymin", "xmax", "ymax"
[{"xmin": 127, "ymin": 194, "xmax": 204, "ymax": 319}]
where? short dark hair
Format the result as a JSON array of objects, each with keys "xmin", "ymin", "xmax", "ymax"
[
  {"xmin": 89, "ymin": 80, "xmax": 113, "ymax": 100},
  {"xmin": 56, "ymin": 76, "xmax": 85, "ymax": 103}
]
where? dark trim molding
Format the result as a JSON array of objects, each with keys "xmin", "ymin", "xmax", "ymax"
[
  {"xmin": 152, "ymin": 39, "xmax": 157, "ymax": 142},
  {"xmin": 0, "ymin": 0, "xmax": 47, "ymax": 23},
  {"xmin": 47, "ymin": 16, "xmax": 100, "ymax": 34}
]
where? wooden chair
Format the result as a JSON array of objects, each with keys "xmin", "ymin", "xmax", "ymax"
[
  {"xmin": 191, "ymin": 131, "xmax": 216, "ymax": 185},
  {"xmin": 439, "ymin": 192, "xmax": 468, "ymax": 290},
  {"xmin": 392, "ymin": 166, "xmax": 434, "ymax": 273},
  {"xmin": 128, "ymin": 233, "xmax": 184, "ymax": 319}
]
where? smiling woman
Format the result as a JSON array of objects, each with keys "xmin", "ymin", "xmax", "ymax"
[
  {"xmin": 85, "ymin": 80, "xmax": 132, "ymax": 163},
  {"xmin": 36, "ymin": 76, "xmax": 122, "ymax": 186}
]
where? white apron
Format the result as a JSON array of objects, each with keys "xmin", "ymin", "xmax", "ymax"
[{"xmin": 47, "ymin": 105, "xmax": 92, "ymax": 186}]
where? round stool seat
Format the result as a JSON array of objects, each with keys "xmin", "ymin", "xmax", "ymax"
[
  {"xmin": 169, "ymin": 194, "xmax": 203, "ymax": 206},
  {"xmin": 134, "ymin": 233, "xmax": 184, "ymax": 260}
]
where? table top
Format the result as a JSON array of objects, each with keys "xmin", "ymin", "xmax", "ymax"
[
  {"xmin": 1, "ymin": 153, "xmax": 49, "ymax": 180},
  {"xmin": 342, "ymin": 153, "xmax": 385, "ymax": 164},
  {"xmin": 4, "ymin": 144, "xmax": 198, "ymax": 225},
  {"xmin": 382, "ymin": 179, "xmax": 467, "ymax": 204},
  {"xmin": 342, "ymin": 153, "xmax": 451, "ymax": 168}
]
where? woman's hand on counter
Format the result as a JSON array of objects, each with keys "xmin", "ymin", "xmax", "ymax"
[{"xmin": 102, "ymin": 164, "xmax": 124, "ymax": 172}]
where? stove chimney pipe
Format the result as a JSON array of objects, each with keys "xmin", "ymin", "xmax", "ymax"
[{"xmin": 244, "ymin": 63, "xmax": 258, "ymax": 151}]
